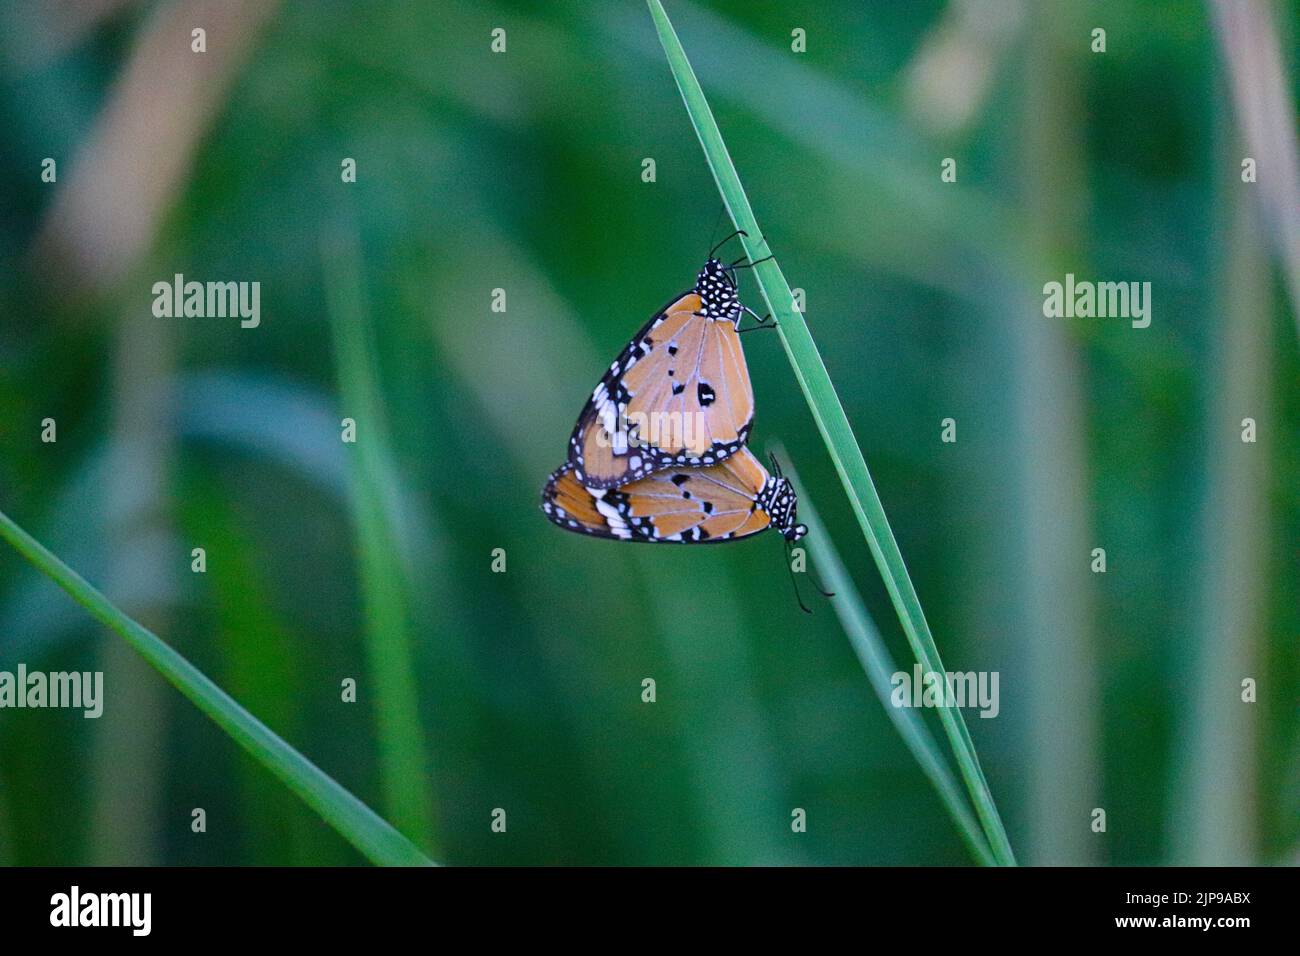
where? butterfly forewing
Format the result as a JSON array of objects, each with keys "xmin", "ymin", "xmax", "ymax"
[
  {"xmin": 542, "ymin": 447, "xmax": 774, "ymax": 543},
  {"xmin": 568, "ymin": 289, "xmax": 754, "ymax": 488}
]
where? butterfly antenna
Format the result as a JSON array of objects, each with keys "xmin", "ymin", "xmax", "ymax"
[
  {"xmin": 783, "ymin": 539, "xmax": 813, "ymax": 614},
  {"xmin": 710, "ymin": 229, "xmax": 748, "ymax": 259},
  {"xmin": 705, "ymin": 205, "xmax": 727, "ymax": 259}
]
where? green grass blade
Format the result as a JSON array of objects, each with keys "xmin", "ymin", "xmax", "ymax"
[
  {"xmin": 647, "ymin": 0, "xmax": 1016, "ymax": 865},
  {"xmin": 775, "ymin": 449, "xmax": 995, "ymax": 866},
  {"xmin": 323, "ymin": 229, "xmax": 438, "ymax": 855},
  {"xmin": 0, "ymin": 507, "xmax": 436, "ymax": 867}
]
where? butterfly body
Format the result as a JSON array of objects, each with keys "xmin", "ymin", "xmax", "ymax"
[{"xmin": 568, "ymin": 259, "xmax": 755, "ymax": 489}]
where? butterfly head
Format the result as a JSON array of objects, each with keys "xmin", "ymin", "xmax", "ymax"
[
  {"xmin": 695, "ymin": 258, "xmax": 740, "ymax": 321},
  {"xmin": 758, "ymin": 475, "xmax": 807, "ymax": 541}
]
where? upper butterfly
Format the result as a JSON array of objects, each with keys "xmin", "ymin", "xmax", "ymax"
[{"xmin": 568, "ymin": 251, "xmax": 761, "ymax": 489}]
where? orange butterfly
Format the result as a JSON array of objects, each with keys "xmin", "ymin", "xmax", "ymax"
[
  {"xmin": 542, "ymin": 446, "xmax": 805, "ymax": 544},
  {"xmin": 567, "ymin": 234, "xmax": 771, "ymax": 489}
]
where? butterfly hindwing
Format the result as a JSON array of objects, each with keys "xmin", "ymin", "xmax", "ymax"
[{"xmin": 541, "ymin": 448, "xmax": 775, "ymax": 544}]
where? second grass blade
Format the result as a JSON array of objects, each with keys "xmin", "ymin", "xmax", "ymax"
[
  {"xmin": 323, "ymin": 227, "xmax": 439, "ymax": 856},
  {"xmin": 0, "ymin": 507, "xmax": 435, "ymax": 867},
  {"xmin": 776, "ymin": 449, "xmax": 996, "ymax": 866}
]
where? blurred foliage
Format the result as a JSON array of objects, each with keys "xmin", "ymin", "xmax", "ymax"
[{"xmin": 0, "ymin": 0, "xmax": 1296, "ymax": 865}]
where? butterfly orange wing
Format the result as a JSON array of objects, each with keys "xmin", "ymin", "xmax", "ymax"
[
  {"xmin": 541, "ymin": 448, "xmax": 773, "ymax": 543},
  {"xmin": 569, "ymin": 292, "xmax": 754, "ymax": 488}
]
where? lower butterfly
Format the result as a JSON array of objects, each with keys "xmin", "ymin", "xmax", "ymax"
[{"xmin": 541, "ymin": 446, "xmax": 806, "ymax": 544}]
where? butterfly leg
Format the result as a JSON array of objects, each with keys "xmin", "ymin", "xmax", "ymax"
[
  {"xmin": 782, "ymin": 538, "xmax": 814, "ymax": 614},
  {"xmin": 807, "ymin": 564, "xmax": 836, "ymax": 599},
  {"xmin": 736, "ymin": 305, "xmax": 775, "ymax": 334}
]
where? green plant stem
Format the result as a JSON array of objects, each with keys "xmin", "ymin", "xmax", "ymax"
[
  {"xmin": 648, "ymin": 0, "xmax": 1016, "ymax": 865},
  {"xmin": 0, "ymin": 507, "xmax": 435, "ymax": 867}
]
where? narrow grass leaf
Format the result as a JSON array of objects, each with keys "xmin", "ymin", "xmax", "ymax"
[
  {"xmin": 648, "ymin": 0, "xmax": 1016, "ymax": 865},
  {"xmin": 0, "ymin": 507, "xmax": 435, "ymax": 867}
]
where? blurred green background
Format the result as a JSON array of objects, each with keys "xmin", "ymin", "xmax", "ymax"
[{"xmin": 0, "ymin": 0, "xmax": 1296, "ymax": 866}]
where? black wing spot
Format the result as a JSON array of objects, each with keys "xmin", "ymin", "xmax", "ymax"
[
  {"xmin": 697, "ymin": 382, "xmax": 716, "ymax": 406},
  {"xmin": 702, "ymin": 501, "xmax": 714, "ymax": 514},
  {"xmin": 670, "ymin": 474, "xmax": 690, "ymax": 486},
  {"xmin": 672, "ymin": 383, "xmax": 685, "ymax": 395},
  {"xmin": 668, "ymin": 344, "xmax": 678, "ymax": 356}
]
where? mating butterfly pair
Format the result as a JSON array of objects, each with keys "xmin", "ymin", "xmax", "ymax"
[{"xmin": 541, "ymin": 233, "xmax": 808, "ymax": 546}]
